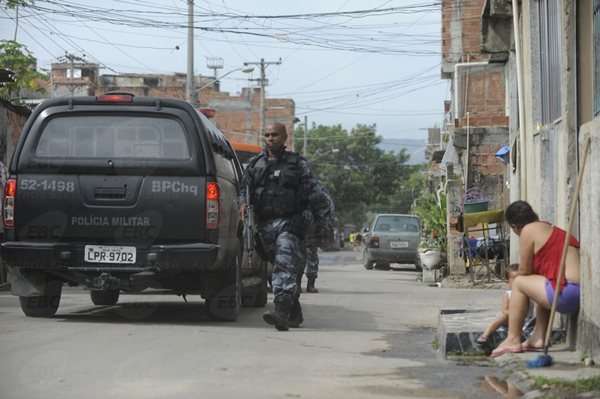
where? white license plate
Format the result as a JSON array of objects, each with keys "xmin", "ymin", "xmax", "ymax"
[
  {"xmin": 390, "ymin": 241, "xmax": 409, "ymax": 249},
  {"xmin": 84, "ymin": 245, "xmax": 136, "ymax": 264}
]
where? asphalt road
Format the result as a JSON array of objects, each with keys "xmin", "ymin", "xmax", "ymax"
[{"xmin": 0, "ymin": 249, "xmax": 506, "ymax": 399}]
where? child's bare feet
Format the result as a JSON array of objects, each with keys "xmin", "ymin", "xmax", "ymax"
[{"xmin": 476, "ymin": 334, "xmax": 489, "ymax": 344}]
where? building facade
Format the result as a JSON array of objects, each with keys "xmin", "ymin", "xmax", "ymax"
[
  {"xmin": 505, "ymin": 0, "xmax": 599, "ymax": 362},
  {"xmin": 440, "ymin": 0, "xmax": 511, "ymax": 275},
  {"xmin": 50, "ymin": 65, "xmax": 296, "ymax": 147}
]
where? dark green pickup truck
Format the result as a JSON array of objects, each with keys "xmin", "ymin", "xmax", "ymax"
[{"xmin": 2, "ymin": 93, "xmax": 267, "ymax": 320}]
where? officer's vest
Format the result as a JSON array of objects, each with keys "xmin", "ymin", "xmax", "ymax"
[{"xmin": 250, "ymin": 152, "xmax": 303, "ymax": 220}]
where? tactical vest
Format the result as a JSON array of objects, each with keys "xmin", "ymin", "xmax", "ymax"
[{"xmin": 249, "ymin": 152, "xmax": 303, "ymax": 221}]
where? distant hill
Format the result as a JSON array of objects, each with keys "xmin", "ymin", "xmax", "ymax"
[{"xmin": 377, "ymin": 138, "xmax": 426, "ymax": 164}]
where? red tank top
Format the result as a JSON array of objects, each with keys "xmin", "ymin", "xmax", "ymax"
[{"xmin": 532, "ymin": 226, "xmax": 580, "ymax": 291}]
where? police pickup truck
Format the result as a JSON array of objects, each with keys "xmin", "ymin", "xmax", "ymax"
[{"xmin": 2, "ymin": 93, "xmax": 268, "ymax": 320}]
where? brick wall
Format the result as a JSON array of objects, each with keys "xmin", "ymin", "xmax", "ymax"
[
  {"xmin": 94, "ymin": 78, "xmax": 296, "ymax": 147},
  {"xmin": 457, "ymin": 67, "xmax": 507, "ymax": 127},
  {"xmin": 442, "ymin": 0, "xmax": 488, "ymax": 74}
]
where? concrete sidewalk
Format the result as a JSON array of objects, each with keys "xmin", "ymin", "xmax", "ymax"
[
  {"xmin": 494, "ymin": 347, "xmax": 600, "ymax": 398},
  {"xmin": 437, "ymin": 307, "xmax": 600, "ymax": 398}
]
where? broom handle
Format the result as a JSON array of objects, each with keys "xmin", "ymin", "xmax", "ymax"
[{"xmin": 543, "ymin": 137, "xmax": 591, "ymax": 353}]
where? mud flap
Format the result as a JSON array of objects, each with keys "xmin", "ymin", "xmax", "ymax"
[{"xmin": 7, "ymin": 268, "xmax": 47, "ymax": 297}]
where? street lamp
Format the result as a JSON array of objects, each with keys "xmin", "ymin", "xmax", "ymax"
[{"xmin": 197, "ymin": 66, "xmax": 255, "ymax": 91}]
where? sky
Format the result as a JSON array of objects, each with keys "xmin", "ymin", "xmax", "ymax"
[{"xmin": 0, "ymin": 0, "xmax": 448, "ymax": 143}]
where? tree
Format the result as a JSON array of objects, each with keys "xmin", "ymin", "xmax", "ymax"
[
  {"xmin": 0, "ymin": 40, "xmax": 46, "ymax": 100},
  {"xmin": 4, "ymin": 1, "xmax": 33, "ymax": 8},
  {"xmin": 294, "ymin": 123, "xmax": 423, "ymax": 227}
]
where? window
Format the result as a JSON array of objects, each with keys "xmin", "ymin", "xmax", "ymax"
[
  {"xmin": 538, "ymin": 0, "xmax": 563, "ymax": 124},
  {"xmin": 594, "ymin": 0, "xmax": 600, "ymax": 115},
  {"xmin": 36, "ymin": 115, "xmax": 190, "ymax": 160},
  {"xmin": 373, "ymin": 216, "xmax": 419, "ymax": 233}
]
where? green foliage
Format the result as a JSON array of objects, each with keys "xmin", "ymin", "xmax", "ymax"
[
  {"xmin": 412, "ymin": 191, "xmax": 447, "ymax": 252},
  {"xmin": 533, "ymin": 376, "xmax": 600, "ymax": 395},
  {"xmin": 0, "ymin": 40, "xmax": 46, "ymax": 100},
  {"xmin": 3, "ymin": 1, "xmax": 33, "ymax": 8},
  {"xmin": 294, "ymin": 123, "xmax": 423, "ymax": 227}
]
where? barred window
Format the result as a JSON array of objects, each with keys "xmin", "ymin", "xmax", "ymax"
[{"xmin": 538, "ymin": 0, "xmax": 563, "ymax": 124}]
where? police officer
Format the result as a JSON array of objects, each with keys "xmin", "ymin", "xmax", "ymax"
[
  {"xmin": 304, "ymin": 190, "xmax": 335, "ymax": 294},
  {"xmin": 240, "ymin": 123, "xmax": 331, "ymax": 331}
]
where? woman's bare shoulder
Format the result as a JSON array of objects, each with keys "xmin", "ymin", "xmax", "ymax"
[{"xmin": 521, "ymin": 221, "xmax": 553, "ymax": 246}]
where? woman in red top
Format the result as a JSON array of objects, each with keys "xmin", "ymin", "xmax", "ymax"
[{"xmin": 491, "ymin": 201, "xmax": 580, "ymax": 358}]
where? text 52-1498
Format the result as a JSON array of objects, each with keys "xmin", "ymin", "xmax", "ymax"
[{"xmin": 19, "ymin": 179, "xmax": 76, "ymax": 192}]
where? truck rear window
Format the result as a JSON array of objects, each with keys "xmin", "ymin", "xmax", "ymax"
[{"xmin": 36, "ymin": 115, "xmax": 190, "ymax": 160}]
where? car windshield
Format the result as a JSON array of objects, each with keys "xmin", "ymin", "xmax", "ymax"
[
  {"xmin": 36, "ymin": 115, "xmax": 191, "ymax": 160},
  {"xmin": 373, "ymin": 216, "xmax": 419, "ymax": 233}
]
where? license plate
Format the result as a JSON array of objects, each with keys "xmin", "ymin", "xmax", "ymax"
[
  {"xmin": 84, "ymin": 245, "xmax": 136, "ymax": 264},
  {"xmin": 390, "ymin": 241, "xmax": 409, "ymax": 249}
]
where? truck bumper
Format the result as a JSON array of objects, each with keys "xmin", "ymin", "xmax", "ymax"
[
  {"xmin": 1, "ymin": 241, "xmax": 220, "ymax": 272},
  {"xmin": 366, "ymin": 248, "xmax": 418, "ymax": 264}
]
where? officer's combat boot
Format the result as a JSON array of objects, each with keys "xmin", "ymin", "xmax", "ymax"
[
  {"xmin": 288, "ymin": 300, "xmax": 304, "ymax": 328},
  {"xmin": 263, "ymin": 300, "xmax": 290, "ymax": 331},
  {"xmin": 306, "ymin": 276, "xmax": 319, "ymax": 293}
]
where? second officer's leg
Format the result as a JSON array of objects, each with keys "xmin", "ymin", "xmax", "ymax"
[{"xmin": 305, "ymin": 245, "xmax": 319, "ymax": 293}]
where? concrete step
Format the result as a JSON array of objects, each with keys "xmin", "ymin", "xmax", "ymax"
[
  {"xmin": 437, "ymin": 308, "xmax": 567, "ymax": 358},
  {"xmin": 437, "ymin": 308, "xmax": 503, "ymax": 358}
]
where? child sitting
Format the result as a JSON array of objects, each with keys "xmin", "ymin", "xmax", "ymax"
[{"xmin": 477, "ymin": 264, "xmax": 520, "ymax": 344}]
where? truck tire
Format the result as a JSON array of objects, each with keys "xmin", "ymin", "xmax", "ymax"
[
  {"xmin": 90, "ymin": 289, "xmax": 120, "ymax": 306},
  {"xmin": 362, "ymin": 249, "xmax": 374, "ymax": 270},
  {"xmin": 207, "ymin": 256, "xmax": 241, "ymax": 321},
  {"xmin": 252, "ymin": 260, "xmax": 269, "ymax": 307},
  {"xmin": 19, "ymin": 280, "xmax": 62, "ymax": 318},
  {"xmin": 414, "ymin": 257, "xmax": 423, "ymax": 272}
]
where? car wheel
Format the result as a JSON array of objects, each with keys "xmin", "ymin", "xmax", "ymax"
[
  {"xmin": 374, "ymin": 262, "xmax": 391, "ymax": 271},
  {"xmin": 90, "ymin": 289, "xmax": 120, "ymax": 306},
  {"xmin": 362, "ymin": 249, "xmax": 374, "ymax": 270},
  {"xmin": 414, "ymin": 257, "xmax": 423, "ymax": 272},
  {"xmin": 207, "ymin": 255, "xmax": 241, "ymax": 321},
  {"xmin": 19, "ymin": 279, "xmax": 62, "ymax": 318}
]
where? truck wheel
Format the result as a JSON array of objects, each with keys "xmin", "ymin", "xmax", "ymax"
[
  {"xmin": 19, "ymin": 280, "xmax": 62, "ymax": 318},
  {"xmin": 252, "ymin": 260, "xmax": 269, "ymax": 307},
  {"xmin": 242, "ymin": 257, "xmax": 268, "ymax": 308},
  {"xmin": 90, "ymin": 289, "xmax": 120, "ymax": 306},
  {"xmin": 362, "ymin": 249, "xmax": 374, "ymax": 270},
  {"xmin": 414, "ymin": 257, "xmax": 423, "ymax": 272},
  {"xmin": 207, "ymin": 256, "xmax": 241, "ymax": 321}
]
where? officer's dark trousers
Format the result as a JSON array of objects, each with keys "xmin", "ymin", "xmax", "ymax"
[
  {"xmin": 258, "ymin": 218, "xmax": 306, "ymax": 307},
  {"xmin": 305, "ymin": 245, "xmax": 319, "ymax": 279}
]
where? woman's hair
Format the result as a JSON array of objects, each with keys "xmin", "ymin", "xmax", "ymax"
[{"xmin": 505, "ymin": 200, "xmax": 539, "ymax": 228}]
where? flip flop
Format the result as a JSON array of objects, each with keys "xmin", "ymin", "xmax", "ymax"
[
  {"xmin": 490, "ymin": 345, "xmax": 523, "ymax": 358},
  {"xmin": 521, "ymin": 342, "xmax": 545, "ymax": 352}
]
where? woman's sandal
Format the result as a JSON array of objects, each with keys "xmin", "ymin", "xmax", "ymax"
[
  {"xmin": 490, "ymin": 345, "xmax": 523, "ymax": 358},
  {"xmin": 521, "ymin": 342, "xmax": 545, "ymax": 352}
]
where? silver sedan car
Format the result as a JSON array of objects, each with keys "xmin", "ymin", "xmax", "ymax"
[{"xmin": 362, "ymin": 214, "xmax": 421, "ymax": 270}]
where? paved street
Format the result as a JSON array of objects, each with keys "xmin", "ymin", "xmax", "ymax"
[{"xmin": 0, "ymin": 250, "xmax": 505, "ymax": 399}]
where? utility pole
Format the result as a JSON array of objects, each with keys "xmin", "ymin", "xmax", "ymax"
[
  {"xmin": 14, "ymin": 5, "xmax": 18, "ymax": 41},
  {"xmin": 244, "ymin": 58, "xmax": 282, "ymax": 144},
  {"xmin": 186, "ymin": 0, "xmax": 195, "ymax": 104},
  {"xmin": 303, "ymin": 115, "xmax": 308, "ymax": 157}
]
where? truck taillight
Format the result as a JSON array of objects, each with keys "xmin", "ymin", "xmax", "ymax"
[
  {"xmin": 369, "ymin": 236, "xmax": 380, "ymax": 248},
  {"xmin": 4, "ymin": 178, "xmax": 16, "ymax": 229},
  {"xmin": 206, "ymin": 182, "xmax": 219, "ymax": 229}
]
